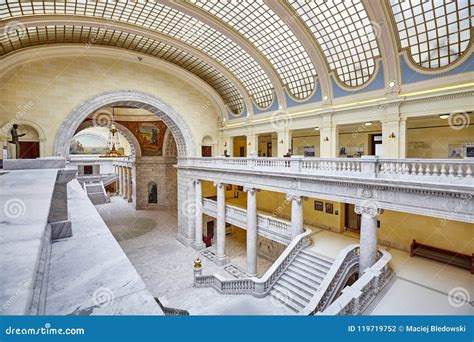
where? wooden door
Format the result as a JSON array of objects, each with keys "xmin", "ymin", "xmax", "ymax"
[
  {"xmin": 18, "ymin": 141, "xmax": 39, "ymax": 159},
  {"xmin": 345, "ymin": 203, "xmax": 361, "ymax": 233},
  {"xmin": 201, "ymin": 146, "xmax": 212, "ymax": 157}
]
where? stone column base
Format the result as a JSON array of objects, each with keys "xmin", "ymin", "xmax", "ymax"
[
  {"xmin": 51, "ymin": 220, "xmax": 72, "ymax": 240},
  {"xmin": 214, "ymin": 255, "xmax": 230, "ymax": 266},
  {"xmin": 192, "ymin": 242, "xmax": 206, "ymax": 251},
  {"xmin": 176, "ymin": 233, "xmax": 194, "ymax": 247}
]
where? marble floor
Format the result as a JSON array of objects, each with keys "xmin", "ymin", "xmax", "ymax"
[
  {"xmin": 96, "ymin": 197, "xmax": 292, "ymax": 315},
  {"xmin": 97, "ymin": 197, "xmax": 473, "ymax": 315}
]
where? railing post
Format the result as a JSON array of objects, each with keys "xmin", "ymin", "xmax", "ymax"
[
  {"xmin": 359, "ymin": 156, "xmax": 378, "ymax": 178},
  {"xmin": 290, "ymin": 157, "xmax": 301, "ymax": 173}
]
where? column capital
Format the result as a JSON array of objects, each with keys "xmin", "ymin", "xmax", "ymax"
[
  {"xmin": 286, "ymin": 194, "xmax": 307, "ymax": 203},
  {"xmin": 213, "ymin": 181, "xmax": 224, "ymax": 189},
  {"xmin": 354, "ymin": 205, "xmax": 384, "ymax": 218},
  {"xmin": 243, "ymin": 186, "xmax": 259, "ymax": 195}
]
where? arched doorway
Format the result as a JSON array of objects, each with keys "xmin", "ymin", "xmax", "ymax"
[{"xmin": 53, "ymin": 90, "xmax": 196, "ymax": 158}]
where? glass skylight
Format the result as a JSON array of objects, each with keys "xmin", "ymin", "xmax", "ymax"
[
  {"xmin": 288, "ymin": 0, "xmax": 381, "ymax": 87},
  {"xmin": 189, "ymin": 0, "xmax": 317, "ymax": 100},
  {"xmin": 388, "ymin": 0, "xmax": 471, "ymax": 69},
  {"xmin": 0, "ymin": 0, "xmax": 274, "ymax": 108},
  {"xmin": 0, "ymin": 24, "xmax": 245, "ymax": 114}
]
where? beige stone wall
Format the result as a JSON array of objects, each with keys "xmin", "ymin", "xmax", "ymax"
[
  {"xmin": 135, "ymin": 156, "xmax": 177, "ymax": 210},
  {"xmin": 0, "ymin": 56, "xmax": 220, "ymax": 158}
]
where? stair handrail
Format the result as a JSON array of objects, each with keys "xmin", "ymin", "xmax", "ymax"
[
  {"xmin": 317, "ymin": 249, "xmax": 392, "ymax": 315},
  {"xmin": 300, "ymin": 244, "xmax": 360, "ymax": 315},
  {"xmin": 194, "ymin": 228, "xmax": 312, "ymax": 297}
]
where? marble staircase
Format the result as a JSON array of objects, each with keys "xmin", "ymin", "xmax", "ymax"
[
  {"xmin": 84, "ymin": 182, "xmax": 110, "ymax": 205},
  {"xmin": 269, "ymin": 251, "xmax": 333, "ymax": 313}
]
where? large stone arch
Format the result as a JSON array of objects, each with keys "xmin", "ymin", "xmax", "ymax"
[{"xmin": 53, "ymin": 90, "xmax": 196, "ymax": 158}]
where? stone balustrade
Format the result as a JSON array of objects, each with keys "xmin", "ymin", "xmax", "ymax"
[
  {"xmin": 180, "ymin": 157, "xmax": 473, "ymax": 184},
  {"xmin": 317, "ymin": 249, "xmax": 392, "ymax": 316},
  {"xmin": 193, "ymin": 229, "xmax": 311, "ymax": 296},
  {"xmin": 202, "ymin": 198, "xmax": 292, "ymax": 245}
]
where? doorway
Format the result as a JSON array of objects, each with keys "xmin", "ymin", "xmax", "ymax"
[
  {"xmin": 18, "ymin": 141, "xmax": 40, "ymax": 159},
  {"xmin": 370, "ymin": 134, "xmax": 383, "ymax": 157},
  {"xmin": 204, "ymin": 220, "xmax": 214, "ymax": 247},
  {"xmin": 344, "ymin": 203, "xmax": 360, "ymax": 233},
  {"xmin": 201, "ymin": 146, "xmax": 212, "ymax": 157}
]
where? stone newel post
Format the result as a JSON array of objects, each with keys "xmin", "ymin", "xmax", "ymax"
[
  {"xmin": 214, "ymin": 182, "xmax": 229, "ymax": 265},
  {"xmin": 287, "ymin": 194, "xmax": 305, "ymax": 239}
]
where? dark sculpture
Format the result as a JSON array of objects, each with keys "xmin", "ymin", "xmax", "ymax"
[
  {"xmin": 148, "ymin": 183, "xmax": 157, "ymax": 204},
  {"xmin": 8, "ymin": 124, "xmax": 25, "ymax": 159}
]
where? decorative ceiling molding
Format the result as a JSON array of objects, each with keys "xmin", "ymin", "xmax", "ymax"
[
  {"xmin": 0, "ymin": 44, "xmax": 229, "ymax": 120},
  {"xmin": 0, "ymin": 15, "xmax": 253, "ymax": 115}
]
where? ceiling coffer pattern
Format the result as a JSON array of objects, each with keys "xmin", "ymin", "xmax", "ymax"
[
  {"xmin": 0, "ymin": 0, "xmax": 274, "ymax": 108},
  {"xmin": 188, "ymin": 0, "xmax": 318, "ymax": 100},
  {"xmin": 0, "ymin": 24, "xmax": 244, "ymax": 114},
  {"xmin": 387, "ymin": 0, "xmax": 472, "ymax": 69},
  {"xmin": 288, "ymin": 0, "xmax": 381, "ymax": 88}
]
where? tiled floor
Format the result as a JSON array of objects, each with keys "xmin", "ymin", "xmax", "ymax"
[{"xmin": 97, "ymin": 197, "xmax": 473, "ymax": 315}]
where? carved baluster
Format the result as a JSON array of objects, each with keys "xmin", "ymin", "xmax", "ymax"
[
  {"xmin": 417, "ymin": 163, "xmax": 424, "ymax": 175},
  {"xmin": 425, "ymin": 163, "xmax": 431, "ymax": 176},
  {"xmin": 432, "ymin": 163, "xmax": 439, "ymax": 176},
  {"xmin": 466, "ymin": 165, "xmax": 472, "ymax": 178},
  {"xmin": 457, "ymin": 164, "xmax": 464, "ymax": 178},
  {"xmin": 448, "ymin": 164, "xmax": 455, "ymax": 177},
  {"xmin": 440, "ymin": 163, "xmax": 446, "ymax": 176}
]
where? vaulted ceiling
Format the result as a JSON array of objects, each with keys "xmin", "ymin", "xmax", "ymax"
[{"xmin": 0, "ymin": 0, "xmax": 472, "ymax": 114}]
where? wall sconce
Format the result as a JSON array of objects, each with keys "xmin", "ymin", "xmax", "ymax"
[
  {"xmin": 324, "ymin": 137, "xmax": 329, "ymax": 142},
  {"xmin": 248, "ymin": 142, "xmax": 251, "ymax": 146},
  {"xmin": 389, "ymin": 132, "xmax": 396, "ymax": 139},
  {"xmin": 224, "ymin": 142, "xmax": 227, "ymax": 147},
  {"xmin": 279, "ymin": 140, "xmax": 284, "ymax": 144},
  {"xmin": 365, "ymin": 121, "xmax": 373, "ymax": 126},
  {"xmin": 314, "ymin": 127, "xmax": 320, "ymax": 131}
]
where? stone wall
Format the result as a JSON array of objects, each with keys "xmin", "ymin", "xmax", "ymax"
[
  {"xmin": 257, "ymin": 236, "xmax": 285, "ymax": 262},
  {"xmin": 135, "ymin": 156, "xmax": 177, "ymax": 210}
]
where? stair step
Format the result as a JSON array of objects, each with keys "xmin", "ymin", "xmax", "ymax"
[
  {"xmin": 300, "ymin": 251, "xmax": 334, "ymax": 265},
  {"xmin": 277, "ymin": 278, "xmax": 313, "ymax": 301},
  {"xmin": 285, "ymin": 269, "xmax": 321, "ymax": 289},
  {"xmin": 298, "ymin": 253, "xmax": 333, "ymax": 268},
  {"xmin": 293, "ymin": 259, "xmax": 329, "ymax": 277},
  {"xmin": 288, "ymin": 263, "xmax": 325, "ymax": 281},
  {"xmin": 270, "ymin": 286, "xmax": 306, "ymax": 311},
  {"xmin": 296, "ymin": 254, "xmax": 332, "ymax": 271},
  {"xmin": 269, "ymin": 291, "xmax": 299, "ymax": 313},
  {"xmin": 280, "ymin": 274, "xmax": 318, "ymax": 294}
]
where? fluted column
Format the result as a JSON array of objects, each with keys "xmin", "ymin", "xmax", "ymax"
[
  {"xmin": 193, "ymin": 180, "xmax": 205, "ymax": 250},
  {"xmin": 127, "ymin": 168, "xmax": 133, "ymax": 203},
  {"xmin": 355, "ymin": 205, "xmax": 383, "ymax": 274},
  {"xmin": 244, "ymin": 186, "xmax": 258, "ymax": 276},
  {"xmin": 287, "ymin": 194, "xmax": 305, "ymax": 239},
  {"xmin": 214, "ymin": 182, "xmax": 229, "ymax": 265}
]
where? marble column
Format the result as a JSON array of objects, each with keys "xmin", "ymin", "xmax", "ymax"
[
  {"xmin": 119, "ymin": 166, "xmax": 124, "ymax": 196},
  {"xmin": 123, "ymin": 167, "xmax": 128, "ymax": 199},
  {"xmin": 355, "ymin": 205, "xmax": 383, "ymax": 275},
  {"xmin": 193, "ymin": 180, "xmax": 205, "ymax": 250},
  {"xmin": 215, "ymin": 182, "xmax": 229, "ymax": 265},
  {"xmin": 287, "ymin": 194, "xmax": 304, "ymax": 239},
  {"xmin": 127, "ymin": 168, "xmax": 133, "ymax": 203},
  {"xmin": 244, "ymin": 186, "xmax": 258, "ymax": 276}
]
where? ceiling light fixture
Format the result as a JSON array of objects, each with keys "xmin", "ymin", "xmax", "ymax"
[
  {"xmin": 314, "ymin": 127, "xmax": 320, "ymax": 131},
  {"xmin": 365, "ymin": 121, "xmax": 373, "ymax": 126},
  {"xmin": 439, "ymin": 114, "xmax": 450, "ymax": 119}
]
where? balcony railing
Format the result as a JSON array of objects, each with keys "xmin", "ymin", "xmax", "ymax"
[
  {"xmin": 202, "ymin": 198, "xmax": 292, "ymax": 245},
  {"xmin": 180, "ymin": 157, "xmax": 473, "ymax": 184}
]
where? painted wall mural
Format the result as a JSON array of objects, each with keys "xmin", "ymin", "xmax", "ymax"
[
  {"xmin": 118, "ymin": 121, "xmax": 167, "ymax": 156},
  {"xmin": 69, "ymin": 134, "xmax": 108, "ymax": 155}
]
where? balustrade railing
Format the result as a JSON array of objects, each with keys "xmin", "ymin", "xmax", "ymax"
[
  {"xmin": 318, "ymin": 250, "xmax": 392, "ymax": 315},
  {"xmin": 180, "ymin": 157, "xmax": 473, "ymax": 184},
  {"xmin": 193, "ymin": 229, "xmax": 311, "ymax": 296},
  {"xmin": 202, "ymin": 198, "xmax": 292, "ymax": 245}
]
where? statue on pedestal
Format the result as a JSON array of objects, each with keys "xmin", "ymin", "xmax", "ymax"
[{"xmin": 8, "ymin": 124, "xmax": 25, "ymax": 159}]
